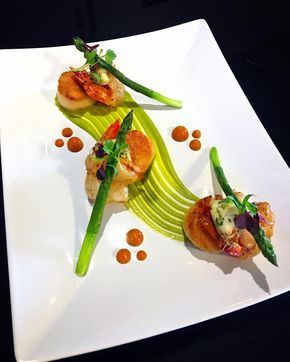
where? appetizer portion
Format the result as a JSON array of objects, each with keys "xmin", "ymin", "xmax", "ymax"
[
  {"xmin": 184, "ymin": 194, "xmax": 274, "ymax": 259},
  {"xmin": 184, "ymin": 147, "xmax": 277, "ymax": 265},
  {"xmin": 85, "ymin": 119, "xmax": 154, "ymax": 203},
  {"xmin": 57, "ymin": 37, "xmax": 182, "ymax": 110},
  {"xmin": 76, "ymin": 111, "xmax": 155, "ymax": 277},
  {"xmin": 57, "ymin": 69, "xmax": 125, "ymax": 110}
]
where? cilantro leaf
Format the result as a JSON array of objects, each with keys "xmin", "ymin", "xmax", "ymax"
[
  {"xmin": 85, "ymin": 49, "xmax": 97, "ymax": 65},
  {"xmin": 90, "ymin": 71, "xmax": 102, "ymax": 84},
  {"xmin": 104, "ymin": 49, "xmax": 117, "ymax": 65}
]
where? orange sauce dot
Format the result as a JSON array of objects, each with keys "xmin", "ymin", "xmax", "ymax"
[
  {"xmin": 126, "ymin": 229, "xmax": 144, "ymax": 247},
  {"xmin": 137, "ymin": 250, "xmax": 147, "ymax": 261},
  {"xmin": 189, "ymin": 139, "xmax": 201, "ymax": 151},
  {"xmin": 116, "ymin": 249, "xmax": 131, "ymax": 264},
  {"xmin": 171, "ymin": 126, "xmax": 189, "ymax": 142},
  {"xmin": 192, "ymin": 129, "xmax": 201, "ymax": 138},
  {"xmin": 55, "ymin": 139, "xmax": 64, "ymax": 147},
  {"xmin": 62, "ymin": 127, "xmax": 73, "ymax": 137},
  {"xmin": 67, "ymin": 137, "xmax": 84, "ymax": 153}
]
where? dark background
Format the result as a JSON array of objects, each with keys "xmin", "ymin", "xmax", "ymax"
[{"xmin": 1, "ymin": 0, "xmax": 290, "ymax": 361}]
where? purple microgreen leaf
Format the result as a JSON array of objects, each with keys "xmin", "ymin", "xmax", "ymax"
[
  {"xmin": 96, "ymin": 166, "xmax": 106, "ymax": 181},
  {"xmin": 234, "ymin": 212, "xmax": 260, "ymax": 234}
]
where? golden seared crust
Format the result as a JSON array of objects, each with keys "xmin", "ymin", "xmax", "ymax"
[
  {"xmin": 58, "ymin": 71, "xmax": 89, "ymax": 101},
  {"xmin": 126, "ymin": 130, "xmax": 155, "ymax": 174},
  {"xmin": 183, "ymin": 196, "xmax": 224, "ymax": 253},
  {"xmin": 57, "ymin": 71, "xmax": 95, "ymax": 110}
]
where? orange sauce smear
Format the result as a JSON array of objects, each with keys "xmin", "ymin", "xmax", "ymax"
[
  {"xmin": 62, "ymin": 127, "xmax": 73, "ymax": 137},
  {"xmin": 137, "ymin": 250, "xmax": 147, "ymax": 261},
  {"xmin": 55, "ymin": 139, "xmax": 64, "ymax": 147},
  {"xmin": 171, "ymin": 126, "xmax": 189, "ymax": 142},
  {"xmin": 67, "ymin": 137, "xmax": 84, "ymax": 153},
  {"xmin": 116, "ymin": 249, "xmax": 131, "ymax": 264},
  {"xmin": 126, "ymin": 229, "xmax": 144, "ymax": 247}
]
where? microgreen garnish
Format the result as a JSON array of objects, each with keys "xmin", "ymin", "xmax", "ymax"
[
  {"xmin": 241, "ymin": 194, "xmax": 257, "ymax": 215},
  {"xmin": 95, "ymin": 143, "xmax": 106, "ymax": 158},
  {"xmin": 103, "ymin": 140, "xmax": 115, "ymax": 155},
  {"xmin": 234, "ymin": 212, "xmax": 260, "ymax": 234},
  {"xmin": 97, "ymin": 141, "xmax": 128, "ymax": 177},
  {"xmin": 90, "ymin": 71, "xmax": 102, "ymax": 84},
  {"xmin": 96, "ymin": 166, "xmax": 106, "ymax": 181},
  {"xmin": 219, "ymin": 195, "xmax": 241, "ymax": 209},
  {"xmin": 104, "ymin": 49, "xmax": 117, "ymax": 65}
]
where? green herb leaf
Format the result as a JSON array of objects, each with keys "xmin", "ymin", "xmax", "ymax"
[
  {"xmin": 107, "ymin": 163, "xmax": 119, "ymax": 176},
  {"xmin": 86, "ymin": 49, "xmax": 97, "ymax": 65},
  {"xmin": 241, "ymin": 194, "xmax": 257, "ymax": 215},
  {"xmin": 90, "ymin": 71, "xmax": 101, "ymax": 84},
  {"xmin": 104, "ymin": 49, "xmax": 117, "ymax": 65},
  {"xmin": 103, "ymin": 140, "xmax": 115, "ymax": 154},
  {"xmin": 219, "ymin": 195, "xmax": 240, "ymax": 209}
]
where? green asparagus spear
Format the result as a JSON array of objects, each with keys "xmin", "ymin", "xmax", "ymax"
[
  {"xmin": 73, "ymin": 37, "xmax": 182, "ymax": 109},
  {"xmin": 210, "ymin": 147, "xmax": 278, "ymax": 266},
  {"xmin": 76, "ymin": 110, "xmax": 134, "ymax": 277}
]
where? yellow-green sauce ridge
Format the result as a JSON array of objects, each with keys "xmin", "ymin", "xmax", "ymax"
[{"xmin": 56, "ymin": 92, "xmax": 198, "ymax": 241}]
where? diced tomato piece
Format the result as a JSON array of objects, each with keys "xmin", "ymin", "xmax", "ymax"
[{"xmin": 101, "ymin": 119, "xmax": 121, "ymax": 140}]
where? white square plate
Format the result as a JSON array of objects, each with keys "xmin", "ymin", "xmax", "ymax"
[{"xmin": 1, "ymin": 19, "xmax": 290, "ymax": 362}]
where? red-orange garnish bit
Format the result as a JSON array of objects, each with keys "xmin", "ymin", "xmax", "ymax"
[
  {"xmin": 171, "ymin": 126, "xmax": 189, "ymax": 142},
  {"xmin": 192, "ymin": 129, "xmax": 201, "ymax": 138},
  {"xmin": 55, "ymin": 139, "xmax": 64, "ymax": 148},
  {"xmin": 136, "ymin": 250, "xmax": 147, "ymax": 261},
  {"xmin": 116, "ymin": 249, "xmax": 131, "ymax": 264},
  {"xmin": 67, "ymin": 136, "xmax": 84, "ymax": 153},
  {"xmin": 126, "ymin": 228, "xmax": 144, "ymax": 247},
  {"xmin": 189, "ymin": 139, "xmax": 201, "ymax": 151},
  {"xmin": 62, "ymin": 127, "xmax": 73, "ymax": 138}
]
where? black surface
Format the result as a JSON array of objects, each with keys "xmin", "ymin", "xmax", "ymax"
[{"xmin": 1, "ymin": 1, "xmax": 290, "ymax": 361}]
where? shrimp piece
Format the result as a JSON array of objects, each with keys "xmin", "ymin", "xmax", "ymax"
[
  {"xmin": 57, "ymin": 71, "xmax": 96, "ymax": 110},
  {"xmin": 75, "ymin": 70, "xmax": 125, "ymax": 107},
  {"xmin": 85, "ymin": 126, "xmax": 154, "ymax": 202}
]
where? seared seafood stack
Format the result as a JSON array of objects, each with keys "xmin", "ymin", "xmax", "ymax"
[
  {"xmin": 57, "ymin": 69, "xmax": 125, "ymax": 110},
  {"xmin": 57, "ymin": 37, "xmax": 183, "ymax": 110},
  {"xmin": 184, "ymin": 194, "xmax": 274, "ymax": 259},
  {"xmin": 85, "ymin": 119, "xmax": 155, "ymax": 203},
  {"xmin": 184, "ymin": 147, "xmax": 277, "ymax": 265}
]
